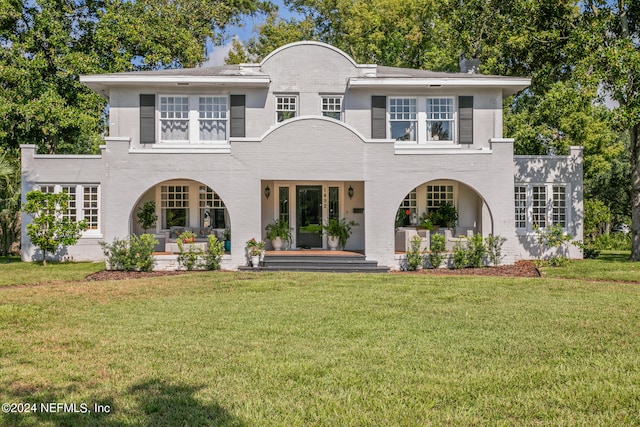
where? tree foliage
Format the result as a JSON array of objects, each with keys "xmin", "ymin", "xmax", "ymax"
[
  {"xmin": 0, "ymin": 148, "xmax": 20, "ymax": 256},
  {"xmin": 23, "ymin": 190, "xmax": 88, "ymax": 265}
]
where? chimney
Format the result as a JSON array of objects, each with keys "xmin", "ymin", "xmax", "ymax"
[{"xmin": 459, "ymin": 56, "xmax": 480, "ymax": 74}]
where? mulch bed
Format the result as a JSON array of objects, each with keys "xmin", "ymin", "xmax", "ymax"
[
  {"xmin": 392, "ymin": 261, "xmax": 541, "ymax": 277},
  {"xmin": 85, "ymin": 260, "xmax": 540, "ymax": 281}
]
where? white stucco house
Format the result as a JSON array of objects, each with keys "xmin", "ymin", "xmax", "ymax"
[{"xmin": 20, "ymin": 41, "xmax": 583, "ymax": 270}]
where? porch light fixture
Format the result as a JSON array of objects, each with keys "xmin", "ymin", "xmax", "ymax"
[
  {"xmin": 348, "ymin": 185, "xmax": 354, "ymax": 199},
  {"xmin": 264, "ymin": 185, "xmax": 271, "ymax": 200}
]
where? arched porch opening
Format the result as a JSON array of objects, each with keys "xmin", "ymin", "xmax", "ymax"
[
  {"xmin": 393, "ymin": 179, "xmax": 494, "ymax": 253},
  {"xmin": 129, "ymin": 178, "xmax": 231, "ymax": 253}
]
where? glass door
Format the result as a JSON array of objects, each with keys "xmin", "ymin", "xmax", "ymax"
[{"xmin": 296, "ymin": 186, "xmax": 323, "ymax": 248}]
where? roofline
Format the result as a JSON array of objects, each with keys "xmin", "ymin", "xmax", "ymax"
[
  {"xmin": 259, "ymin": 41, "xmax": 376, "ymax": 69},
  {"xmin": 347, "ymin": 77, "xmax": 530, "ymax": 97},
  {"xmin": 80, "ymin": 75, "xmax": 271, "ymax": 85}
]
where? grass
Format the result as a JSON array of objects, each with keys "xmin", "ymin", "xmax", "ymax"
[
  {"xmin": 1, "ymin": 264, "xmax": 640, "ymax": 426},
  {"xmin": 541, "ymin": 250, "xmax": 640, "ymax": 282},
  {"xmin": 0, "ymin": 259, "xmax": 104, "ymax": 287}
]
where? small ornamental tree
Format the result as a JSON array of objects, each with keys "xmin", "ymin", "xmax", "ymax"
[
  {"xmin": 136, "ymin": 201, "xmax": 158, "ymax": 233},
  {"xmin": 23, "ymin": 190, "xmax": 88, "ymax": 265}
]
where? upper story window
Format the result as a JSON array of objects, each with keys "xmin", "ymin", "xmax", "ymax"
[
  {"xmin": 159, "ymin": 95, "xmax": 228, "ymax": 143},
  {"xmin": 427, "ymin": 98, "xmax": 454, "ymax": 142},
  {"xmin": 276, "ymin": 95, "xmax": 297, "ymax": 122},
  {"xmin": 198, "ymin": 97, "xmax": 227, "ymax": 141},
  {"xmin": 322, "ymin": 96, "xmax": 342, "ymax": 120},
  {"xmin": 389, "ymin": 98, "xmax": 417, "ymax": 141}
]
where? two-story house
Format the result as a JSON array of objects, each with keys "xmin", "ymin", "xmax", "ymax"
[{"xmin": 20, "ymin": 41, "xmax": 583, "ymax": 270}]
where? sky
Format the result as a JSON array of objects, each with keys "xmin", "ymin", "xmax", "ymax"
[{"xmin": 205, "ymin": 0, "xmax": 298, "ymax": 66}]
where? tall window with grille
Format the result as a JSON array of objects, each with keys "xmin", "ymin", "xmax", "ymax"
[
  {"xmin": 276, "ymin": 96, "xmax": 297, "ymax": 122},
  {"xmin": 160, "ymin": 96, "xmax": 189, "ymax": 141},
  {"xmin": 161, "ymin": 185, "xmax": 189, "ymax": 228},
  {"xmin": 552, "ymin": 186, "xmax": 567, "ymax": 227},
  {"xmin": 389, "ymin": 98, "xmax": 417, "ymax": 141},
  {"xmin": 83, "ymin": 186, "xmax": 99, "ymax": 230},
  {"xmin": 279, "ymin": 187, "xmax": 290, "ymax": 223},
  {"xmin": 426, "ymin": 184, "xmax": 454, "ymax": 214},
  {"xmin": 199, "ymin": 186, "xmax": 226, "ymax": 228},
  {"xmin": 532, "ymin": 186, "xmax": 547, "ymax": 228},
  {"xmin": 514, "ymin": 186, "xmax": 527, "ymax": 229},
  {"xmin": 198, "ymin": 97, "xmax": 227, "ymax": 141},
  {"xmin": 61, "ymin": 185, "xmax": 77, "ymax": 222}
]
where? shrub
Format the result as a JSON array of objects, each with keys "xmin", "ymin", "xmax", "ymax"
[
  {"xmin": 466, "ymin": 233, "xmax": 486, "ymax": 268},
  {"xmin": 535, "ymin": 224, "xmax": 573, "ymax": 265},
  {"xmin": 485, "ymin": 235, "xmax": 507, "ymax": 266},
  {"xmin": 590, "ymin": 232, "xmax": 631, "ymax": 251},
  {"xmin": 452, "ymin": 241, "xmax": 468, "ymax": 269},
  {"xmin": 428, "ymin": 234, "xmax": 446, "ymax": 269},
  {"xmin": 203, "ymin": 235, "xmax": 225, "ymax": 270},
  {"xmin": 405, "ymin": 235, "xmax": 424, "ymax": 271},
  {"xmin": 100, "ymin": 234, "xmax": 157, "ymax": 272},
  {"xmin": 177, "ymin": 240, "xmax": 202, "ymax": 271}
]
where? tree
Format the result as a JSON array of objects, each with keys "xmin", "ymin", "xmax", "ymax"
[
  {"xmin": 0, "ymin": 0, "xmax": 271, "ymax": 154},
  {"xmin": 23, "ymin": 190, "xmax": 88, "ymax": 265},
  {"xmin": 0, "ymin": 148, "xmax": 20, "ymax": 256},
  {"xmin": 577, "ymin": 0, "xmax": 640, "ymax": 259}
]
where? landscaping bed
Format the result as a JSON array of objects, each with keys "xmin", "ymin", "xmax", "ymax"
[{"xmin": 397, "ymin": 260, "xmax": 540, "ymax": 277}]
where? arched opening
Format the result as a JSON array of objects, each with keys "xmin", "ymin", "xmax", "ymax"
[
  {"xmin": 130, "ymin": 179, "xmax": 231, "ymax": 253},
  {"xmin": 394, "ymin": 179, "xmax": 494, "ymax": 253}
]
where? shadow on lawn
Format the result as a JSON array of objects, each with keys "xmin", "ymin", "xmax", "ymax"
[{"xmin": 2, "ymin": 379, "xmax": 244, "ymax": 426}]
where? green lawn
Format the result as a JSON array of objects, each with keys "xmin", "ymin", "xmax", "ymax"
[
  {"xmin": 1, "ymin": 265, "xmax": 640, "ymax": 426},
  {"xmin": 0, "ymin": 259, "xmax": 105, "ymax": 287},
  {"xmin": 541, "ymin": 251, "xmax": 640, "ymax": 282}
]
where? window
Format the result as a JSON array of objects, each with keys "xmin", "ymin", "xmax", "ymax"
[
  {"xmin": 514, "ymin": 186, "xmax": 527, "ymax": 229},
  {"xmin": 426, "ymin": 184, "xmax": 454, "ymax": 214},
  {"xmin": 160, "ymin": 96, "xmax": 189, "ymax": 141},
  {"xmin": 329, "ymin": 187, "xmax": 339, "ymax": 220},
  {"xmin": 427, "ymin": 98, "xmax": 454, "ymax": 142},
  {"xmin": 322, "ymin": 97, "xmax": 342, "ymax": 120},
  {"xmin": 279, "ymin": 187, "xmax": 290, "ymax": 223},
  {"xmin": 400, "ymin": 188, "xmax": 417, "ymax": 214},
  {"xmin": 276, "ymin": 96, "xmax": 297, "ymax": 122},
  {"xmin": 161, "ymin": 185, "xmax": 189, "ymax": 228},
  {"xmin": 515, "ymin": 184, "xmax": 569, "ymax": 232},
  {"xmin": 83, "ymin": 186, "xmax": 99, "ymax": 230},
  {"xmin": 552, "ymin": 186, "xmax": 567, "ymax": 227},
  {"xmin": 199, "ymin": 186, "xmax": 226, "ymax": 228},
  {"xmin": 532, "ymin": 186, "xmax": 547, "ymax": 228},
  {"xmin": 389, "ymin": 98, "xmax": 417, "ymax": 141},
  {"xmin": 159, "ymin": 95, "xmax": 229, "ymax": 143},
  {"xmin": 35, "ymin": 184, "xmax": 100, "ymax": 234}
]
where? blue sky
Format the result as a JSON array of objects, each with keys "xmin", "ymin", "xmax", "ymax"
[{"xmin": 206, "ymin": 0, "xmax": 299, "ymax": 66}]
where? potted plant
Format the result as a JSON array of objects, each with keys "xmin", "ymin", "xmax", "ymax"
[
  {"xmin": 322, "ymin": 217, "xmax": 358, "ymax": 250},
  {"xmin": 246, "ymin": 238, "xmax": 265, "ymax": 267},
  {"xmin": 136, "ymin": 201, "xmax": 157, "ymax": 233},
  {"xmin": 178, "ymin": 230, "xmax": 197, "ymax": 244},
  {"xmin": 431, "ymin": 203, "xmax": 458, "ymax": 229},
  {"xmin": 265, "ymin": 219, "xmax": 292, "ymax": 250},
  {"xmin": 223, "ymin": 227, "xmax": 231, "ymax": 252}
]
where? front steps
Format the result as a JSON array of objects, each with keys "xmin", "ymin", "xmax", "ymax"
[{"xmin": 239, "ymin": 251, "xmax": 390, "ymax": 273}]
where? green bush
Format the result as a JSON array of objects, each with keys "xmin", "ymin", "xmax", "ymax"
[
  {"xmin": 177, "ymin": 241, "xmax": 202, "ymax": 271},
  {"xmin": 466, "ymin": 233, "xmax": 486, "ymax": 268},
  {"xmin": 452, "ymin": 242, "xmax": 468, "ymax": 269},
  {"xmin": 428, "ymin": 234, "xmax": 445, "ymax": 269},
  {"xmin": 203, "ymin": 235, "xmax": 225, "ymax": 270},
  {"xmin": 485, "ymin": 235, "xmax": 507, "ymax": 266},
  {"xmin": 590, "ymin": 232, "xmax": 631, "ymax": 251},
  {"xmin": 405, "ymin": 235, "xmax": 424, "ymax": 271},
  {"xmin": 100, "ymin": 234, "xmax": 157, "ymax": 272}
]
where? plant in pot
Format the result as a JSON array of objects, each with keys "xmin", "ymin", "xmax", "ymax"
[
  {"xmin": 136, "ymin": 201, "xmax": 157, "ymax": 233},
  {"xmin": 178, "ymin": 230, "xmax": 197, "ymax": 244},
  {"xmin": 264, "ymin": 219, "xmax": 292, "ymax": 251},
  {"xmin": 431, "ymin": 203, "xmax": 458, "ymax": 229},
  {"xmin": 246, "ymin": 238, "xmax": 265, "ymax": 267},
  {"xmin": 223, "ymin": 227, "xmax": 231, "ymax": 252},
  {"xmin": 322, "ymin": 217, "xmax": 358, "ymax": 250}
]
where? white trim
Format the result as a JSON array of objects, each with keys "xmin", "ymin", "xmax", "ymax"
[
  {"xmin": 80, "ymin": 75, "xmax": 270, "ymax": 86},
  {"xmin": 348, "ymin": 77, "xmax": 531, "ymax": 89},
  {"xmin": 260, "ymin": 41, "xmax": 373, "ymax": 69},
  {"xmin": 514, "ymin": 182, "xmax": 571, "ymax": 233}
]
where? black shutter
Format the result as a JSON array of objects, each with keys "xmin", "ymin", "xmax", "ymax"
[
  {"xmin": 371, "ymin": 95, "xmax": 386, "ymax": 139},
  {"xmin": 140, "ymin": 94, "xmax": 156, "ymax": 144},
  {"xmin": 230, "ymin": 95, "xmax": 246, "ymax": 138},
  {"xmin": 458, "ymin": 96, "xmax": 473, "ymax": 144}
]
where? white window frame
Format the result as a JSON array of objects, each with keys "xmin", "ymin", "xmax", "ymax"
[
  {"xmin": 160, "ymin": 184, "xmax": 190, "ymax": 229},
  {"xmin": 426, "ymin": 97, "xmax": 455, "ymax": 143},
  {"xmin": 199, "ymin": 185, "xmax": 227, "ymax": 229},
  {"xmin": 321, "ymin": 96, "xmax": 343, "ymax": 120},
  {"xmin": 276, "ymin": 95, "xmax": 298, "ymax": 122},
  {"xmin": 515, "ymin": 183, "xmax": 570, "ymax": 232},
  {"xmin": 35, "ymin": 184, "xmax": 101, "ymax": 237},
  {"xmin": 159, "ymin": 95, "xmax": 229, "ymax": 144},
  {"xmin": 425, "ymin": 182, "xmax": 456, "ymax": 214},
  {"xmin": 514, "ymin": 185, "xmax": 527, "ymax": 230},
  {"xmin": 389, "ymin": 97, "xmax": 417, "ymax": 141},
  {"xmin": 159, "ymin": 96, "xmax": 190, "ymax": 143}
]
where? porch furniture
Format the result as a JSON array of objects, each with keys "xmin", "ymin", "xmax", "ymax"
[
  {"xmin": 395, "ymin": 227, "xmax": 430, "ymax": 252},
  {"xmin": 164, "ymin": 226, "xmax": 225, "ymax": 253}
]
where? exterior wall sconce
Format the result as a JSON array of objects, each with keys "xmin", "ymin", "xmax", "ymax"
[
  {"xmin": 264, "ymin": 185, "xmax": 271, "ymax": 200},
  {"xmin": 348, "ymin": 185, "xmax": 354, "ymax": 199}
]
